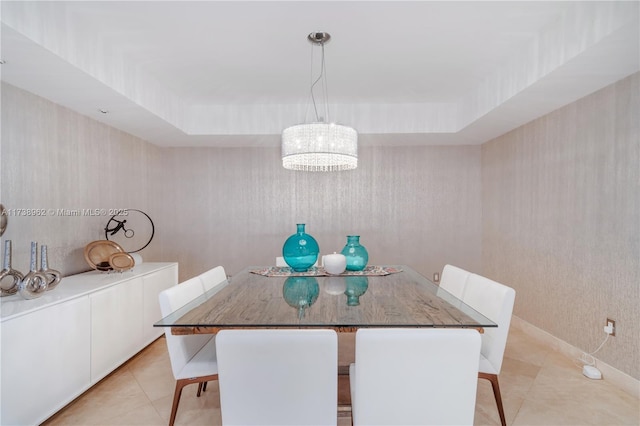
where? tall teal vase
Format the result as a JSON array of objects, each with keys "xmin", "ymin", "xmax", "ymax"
[
  {"xmin": 341, "ymin": 235, "xmax": 368, "ymax": 271},
  {"xmin": 282, "ymin": 224, "xmax": 319, "ymax": 272}
]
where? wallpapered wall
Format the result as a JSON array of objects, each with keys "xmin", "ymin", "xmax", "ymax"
[
  {"xmin": 2, "ymin": 72, "xmax": 638, "ymax": 380},
  {"xmin": 482, "ymin": 73, "xmax": 639, "ymax": 379},
  {"xmin": 156, "ymin": 144, "xmax": 482, "ymax": 280},
  {"xmin": 0, "ymin": 82, "xmax": 483, "ymax": 288},
  {"xmin": 0, "ymin": 83, "xmax": 164, "ymax": 275}
]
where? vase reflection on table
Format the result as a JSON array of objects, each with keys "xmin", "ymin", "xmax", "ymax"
[
  {"xmin": 344, "ymin": 276, "xmax": 369, "ymax": 306},
  {"xmin": 319, "ymin": 276, "xmax": 369, "ymax": 306},
  {"xmin": 282, "ymin": 276, "xmax": 320, "ymax": 319}
]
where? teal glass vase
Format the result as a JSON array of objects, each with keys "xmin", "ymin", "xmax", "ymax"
[
  {"xmin": 341, "ymin": 235, "xmax": 368, "ymax": 271},
  {"xmin": 282, "ymin": 224, "xmax": 319, "ymax": 272}
]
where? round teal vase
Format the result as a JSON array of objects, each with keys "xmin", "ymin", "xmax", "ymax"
[
  {"xmin": 341, "ymin": 235, "xmax": 368, "ymax": 271},
  {"xmin": 282, "ymin": 224, "xmax": 319, "ymax": 272}
]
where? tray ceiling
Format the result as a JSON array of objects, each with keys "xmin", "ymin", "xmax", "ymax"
[{"xmin": 1, "ymin": 1, "xmax": 638, "ymax": 147}]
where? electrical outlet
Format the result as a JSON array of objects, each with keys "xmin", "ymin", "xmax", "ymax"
[
  {"xmin": 433, "ymin": 272, "xmax": 440, "ymax": 283},
  {"xmin": 605, "ymin": 318, "xmax": 616, "ymax": 336}
]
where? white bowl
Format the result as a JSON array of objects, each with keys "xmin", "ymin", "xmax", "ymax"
[{"xmin": 322, "ymin": 253, "xmax": 346, "ymax": 275}]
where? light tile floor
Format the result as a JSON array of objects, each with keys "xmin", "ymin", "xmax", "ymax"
[{"xmin": 44, "ymin": 326, "xmax": 639, "ymax": 425}]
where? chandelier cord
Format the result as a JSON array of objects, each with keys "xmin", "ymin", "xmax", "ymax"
[
  {"xmin": 322, "ymin": 43, "xmax": 329, "ymax": 123},
  {"xmin": 309, "ymin": 42, "xmax": 327, "ymax": 123}
]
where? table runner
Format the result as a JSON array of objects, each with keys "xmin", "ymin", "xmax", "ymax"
[{"xmin": 250, "ymin": 265, "xmax": 402, "ymax": 277}]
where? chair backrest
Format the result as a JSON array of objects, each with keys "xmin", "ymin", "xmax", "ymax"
[
  {"xmin": 198, "ymin": 265, "xmax": 227, "ymax": 292},
  {"xmin": 158, "ymin": 277, "xmax": 210, "ymax": 378},
  {"xmin": 276, "ymin": 256, "xmax": 319, "ymax": 267},
  {"xmin": 216, "ymin": 329, "xmax": 338, "ymax": 426},
  {"xmin": 438, "ymin": 264, "xmax": 471, "ymax": 299},
  {"xmin": 463, "ymin": 274, "xmax": 516, "ymax": 374},
  {"xmin": 351, "ymin": 328, "xmax": 481, "ymax": 426}
]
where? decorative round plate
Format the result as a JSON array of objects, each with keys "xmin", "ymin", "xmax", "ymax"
[
  {"xmin": 108, "ymin": 252, "xmax": 135, "ymax": 272},
  {"xmin": 84, "ymin": 240, "xmax": 124, "ymax": 271}
]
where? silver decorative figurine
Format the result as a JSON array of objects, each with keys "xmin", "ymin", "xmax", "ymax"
[
  {"xmin": 17, "ymin": 242, "xmax": 49, "ymax": 299},
  {"xmin": 39, "ymin": 245, "xmax": 61, "ymax": 291},
  {"xmin": 0, "ymin": 240, "xmax": 23, "ymax": 296}
]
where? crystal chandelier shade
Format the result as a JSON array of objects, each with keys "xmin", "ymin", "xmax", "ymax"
[
  {"xmin": 282, "ymin": 32, "xmax": 358, "ymax": 172},
  {"xmin": 282, "ymin": 123, "xmax": 357, "ymax": 171}
]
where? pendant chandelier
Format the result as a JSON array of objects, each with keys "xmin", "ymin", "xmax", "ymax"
[{"xmin": 282, "ymin": 32, "xmax": 358, "ymax": 172}]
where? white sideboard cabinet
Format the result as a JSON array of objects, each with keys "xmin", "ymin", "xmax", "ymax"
[{"xmin": 0, "ymin": 262, "xmax": 177, "ymax": 425}]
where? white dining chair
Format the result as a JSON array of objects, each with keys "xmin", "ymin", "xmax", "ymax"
[
  {"xmin": 216, "ymin": 329, "xmax": 338, "ymax": 426},
  {"xmin": 350, "ymin": 328, "xmax": 481, "ymax": 426},
  {"xmin": 438, "ymin": 264, "xmax": 471, "ymax": 299},
  {"xmin": 158, "ymin": 277, "xmax": 218, "ymax": 426},
  {"xmin": 198, "ymin": 265, "xmax": 227, "ymax": 292},
  {"xmin": 276, "ymin": 256, "xmax": 320, "ymax": 267},
  {"xmin": 195, "ymin": 266, "xmax": 227, "ymax": 396},
  {"xmin": 463, "ymin": 273, "xmax": 516, "ymax": 426}
]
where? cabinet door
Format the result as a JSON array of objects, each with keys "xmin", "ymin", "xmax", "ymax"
[
  {"xmin": 142, "ymin": 265, "xmax": 178, "ymax": 343},
  {"xmin": 90, "ymin": 278, "xmax": 144, "ymax": 382},
  {"xmin": 1, "ymin": 297, "xmax": 91, "ymax": 425}
]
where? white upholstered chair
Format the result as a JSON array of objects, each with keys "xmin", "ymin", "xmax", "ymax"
[
  {"xmin": 350, "ymin": 328, "xmax": 481, "ymax": 426},
  {"xmin": 198, "ymin": 265, "xmax": 227, "ymax": 292},
  {"xmin": 438, "ymin": 264, "xmax": 471, "ymax": 299},
  {"xmin": 216, "ymin": 329, "xmax": 338, "ymax": 426},
  {"xmin": 276, "ymin": 256, "xmax": 319, "ymax": 267},
  {"xmin": 158, "ymin": 277, "xmax": 218, "ymax": 426},
  {"xmin": 463, "ymin": 274, "xmax": 516, "ymax": 426},
  {"xmin": 194, "ymin": 266, "xmax": 227, "ymax": 396}
]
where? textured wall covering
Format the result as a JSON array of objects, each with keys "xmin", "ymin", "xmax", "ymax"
[
  {"xmin": 482, "ymin": 73, "xmax": 639, "ymax": 379},
  {"xmin": 1, "ymin": 83, "xmax": 164, "ymax": 275},
  {"xmin": 1, "ymin": 82, "xmax": 482, "ymax": 288},
  {"xmin": 3, "ymin": 73, "xmax": 638, "ymax": 380},
  {"xmin": 158, "ymin": 145, "xmax": 482, "ymax": 281}
]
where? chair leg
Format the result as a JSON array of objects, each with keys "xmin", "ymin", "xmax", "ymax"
[
  {"xmin": 169, "ymin": 379, "xmax": 188, "ymax": 426},
  {"xmin": 169, "ymin": 375, "xmax": 219, "ymax": 426},
  {"xmin": 479, "ymin": 372, "xmax": 506, "ymax": 426},
  {"xmin": 196, "ymin": 381, "xmax": 208, "ymax": 397}
]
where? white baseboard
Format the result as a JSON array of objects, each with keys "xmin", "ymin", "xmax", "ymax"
[{"xmin": 511, "ymin": 315, "xmax": 640, "ymax": 398}]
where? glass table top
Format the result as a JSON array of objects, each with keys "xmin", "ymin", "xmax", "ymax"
[{"xmin": 154, "ymin": 265, "xmax": 496, "ymax": 334}]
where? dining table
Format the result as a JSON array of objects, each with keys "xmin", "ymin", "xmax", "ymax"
[
  {"xmin": 154, "ymin": 264, "xmax": 496, "ymax": 335},
  {"xmin": 154, "ymin": 264, "xmax": 496, "ymax": 416}
]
